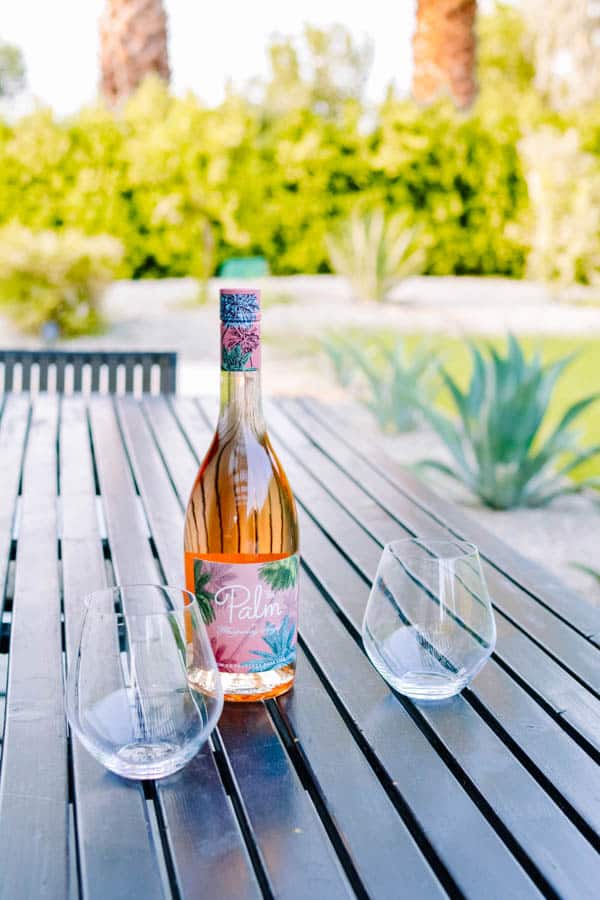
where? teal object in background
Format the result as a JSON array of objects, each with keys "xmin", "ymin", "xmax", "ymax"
[{"xmin": 218, "ymin": 257, "xmax": 270, "ymax": 278}]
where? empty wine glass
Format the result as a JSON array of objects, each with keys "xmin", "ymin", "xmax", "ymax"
[
  {"xmin": 66, "ymin": 584, "xmax": 223, "ymax": 779},
  {"xmin": 362, "ymin": 539, "xmax": 496, "ymax": 701}
]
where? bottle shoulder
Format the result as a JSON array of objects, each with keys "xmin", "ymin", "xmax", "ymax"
[{"xmin": 184, "ymin": 425, "xmax": 298, "ymax": 556}]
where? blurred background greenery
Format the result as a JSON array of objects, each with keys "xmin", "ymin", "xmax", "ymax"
[{"xmin": 0, "ymin": 3, "xmax": 598, "ymax": 287}]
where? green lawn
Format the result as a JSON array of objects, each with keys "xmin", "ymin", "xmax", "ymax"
[{"xmin": 317, "ymin": 332, "xmax": 600, "ymax": 483}]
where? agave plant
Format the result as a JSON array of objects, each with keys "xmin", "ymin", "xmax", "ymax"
[
  {"xmin": 259, "ymin": 556, "xmax": 299, "ymax": 591},
  {"xmin": 418, "ymin": 336, "xmax": 600, "ymax": 509},
  {"xmin": 321, "ymin": 336, "xmax": 355, "ymax": 388},
  {"xmin": 326, "ymin": 209, "xmax": 424, "ymax": 302},
  {"xmin": 322, "ymin": 335, "xmax": 438, "ymax": 433},
  {"xmin": 350, "ymin": 339, "xmax": 439, "ymax": 432}
]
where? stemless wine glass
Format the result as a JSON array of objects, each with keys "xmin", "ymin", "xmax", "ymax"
[
  {"xmin": 66, "ymin": 584, "xmax": 224, "ymax": 779},
  {"xmin": 362, "ymin": 539, "xmax": 496, "ymax": 701}
]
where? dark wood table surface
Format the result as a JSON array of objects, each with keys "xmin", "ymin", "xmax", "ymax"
[{"xmin": 0, "ymin": 393, "xmax": 599, "ymax": 900}]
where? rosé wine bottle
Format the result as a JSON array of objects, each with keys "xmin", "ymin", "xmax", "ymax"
[{"xmin": 184, "ymin": 289, "xmax": 299, "ymax": 701}]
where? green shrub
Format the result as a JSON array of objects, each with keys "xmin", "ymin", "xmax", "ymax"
[
  {"xmin": 322, "ymin": 335, "xmax": 438, "ymax": 432},
  {"xmin": 2, "ymin": 60, "xmax": 600, "ymax": 283},
  {"xmin": 0, "ymin": 223, "xmax": 123, "ymax": 335},
  {"xmin": 0, "ymin": 78, "xmax": 530, "ymax": 281},
  {"xmin": 513, "ymin": 127, "xmax": 600, "ymax": 287},
  {"xmin": 326, "ymin": 209, "xmax": 424, "ymax": 302},
  {"xmin": 418, "ymin": 336, "xmax": 600, "ymax": 509},
  {"xmin": 371, "ymin": 99, "xmax": 529, "ymax": 277}
]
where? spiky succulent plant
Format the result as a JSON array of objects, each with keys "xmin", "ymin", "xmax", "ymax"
[{"xmin": 418, "ymin": 336, "xmax": 600, "ymax": 509}]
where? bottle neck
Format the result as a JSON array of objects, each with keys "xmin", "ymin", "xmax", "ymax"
[
  {"xmin": 219, "ymin": 310, "xmax": 263, "ymax": 433},
  {"xmin": 218, "ymin": 370, "xmax": 265, "ymax": 435}
]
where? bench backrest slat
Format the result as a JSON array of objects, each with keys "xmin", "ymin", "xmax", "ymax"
[{"xmin": 0, "ymin": 350, "xmax": 177, "ymax": 396}]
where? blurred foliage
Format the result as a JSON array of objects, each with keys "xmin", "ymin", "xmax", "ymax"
[
  {"xmin": 418, "ymin": 336, "xmax": 600, "ymax": 508},
  {"xmin": 0, "ymin": 12, "xmax": 599, "ymax": 287},
  {"xmin": 312, "ymin": 330, "xmax": 600, "ymax": 484},
  {"xmin": 326, "ymin": 209, "xmax": 424, "ymax": 301},
  {"xmin": 0, "ymin": 41, "xmax": 26, "ymax": 98},
  {"xmin": 476, "ymin": 1, "xmax": 535, "ymax": 98},
  {"xmin": 322, "ymin": 334, "xmax": 438, "ymax": 431},
  {"xmin": 257, "ymin": 24, "xmax": 373, "ymax": 121},
  {"xmin": 0, "ymin": 223, "xmax": 123, "ymax": 335},
  {"xmin": 514, "ymin": 127, "xmax": 600, "ymax": 287}
]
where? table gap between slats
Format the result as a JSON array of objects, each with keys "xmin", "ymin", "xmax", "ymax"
[{"xmin": 178, "ymin": 397, "xmax": 544, "ymax": 899}]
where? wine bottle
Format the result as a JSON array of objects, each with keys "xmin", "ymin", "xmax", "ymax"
[{"xmin": 184, "ymin": 289, "xmax": 299, "ymax": 701}]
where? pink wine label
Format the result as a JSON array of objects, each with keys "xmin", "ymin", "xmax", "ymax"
[
  {"xmin": 220, "ymin": 321, "xmax": 261, "ymax": 371},
  {"xmin": 186, "ymin": 554, "xmax": 299, "ymax": 674}
]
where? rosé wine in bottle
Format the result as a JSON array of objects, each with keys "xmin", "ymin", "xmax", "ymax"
[{"xmin": 184, "ymin": 289, "xmax": 299, "ymax": 701}]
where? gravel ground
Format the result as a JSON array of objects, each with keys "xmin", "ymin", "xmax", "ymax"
[{"xmin": 2, "ymin": 273, "xmax": 599, "ymax": 604}]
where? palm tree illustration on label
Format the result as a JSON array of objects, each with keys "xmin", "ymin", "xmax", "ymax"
[{"xmin": 191, "ymin": 556, "xmax": 299, "ymax": 673}]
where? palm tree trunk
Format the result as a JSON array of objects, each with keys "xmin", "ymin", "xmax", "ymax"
[
  {"xmin": 100, "ymin": 0, "xmax": 170, "ymax": 104},
  {"xmin": 412, "ymin": 0, "xmax": 477, "ymax": 109}
]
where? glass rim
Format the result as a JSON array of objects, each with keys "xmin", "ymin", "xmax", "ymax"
[
  {"xmin": 83, "ymin": 583, "xmax": 197, "ymax": 616},
  {"xmin": 385, "ymin": 537, "xmax": 479, "ymax": 563}
]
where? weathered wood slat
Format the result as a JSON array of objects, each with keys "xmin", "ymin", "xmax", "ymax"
[
  {"xmin": 38, "ymin": 357, "xmax": 49, "ymax": 391},
  {"xmin": 117, "ymin": 396, "xmax": 356, "ymax": 900},
  {"xmin": 276, "ymin": 647, "xmax": 448, "ymax": 898},
  {"xmin": 21, "ymin": 358, "xmax": 32, "ymax": 391},
  {"xmin": 60, "ymin": 396, "xmax": 167, "ymax": 900},
  {"xmin": 89, "ymin": 397, "xmax": 262, "ymax": 900},
  {"xmin": 258, "ymin": 402, "xmax": 600, "ymax": 894},
  {"xmin": 303, "ymin": 397, "xmax": 600, "ymax": 641},
  {"xmin": 142, "ymin": 357, "xmax": 152, "ymax": 394},
  {"xmin": 268, "ymin": 399, "xmax": 600, "ymax": 753},
  {"xmin": 3, "ymin": 363, "xmax": 13, "ymax": 392},
  {"xmin": 143, "ymin": 397, "xmax": 200, "ymax": 504},
  {"xmin": 0, "ymin": 395, "xmax": 70, "ymax": 900},
  {"xmin": 0, "ymin": 652, "xmax": 7, "ymax": 754},
  {"xmin": 0, "ymin": 395, "xmax": 29, "ymax": 612},
  {"xmin": 56, "ymin": 357, "xmax": 67, "ymax": 393}
]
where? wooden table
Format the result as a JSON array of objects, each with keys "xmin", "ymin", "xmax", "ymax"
[{"xmin": 0, "ymin": 393, "xmax": 599, "ymax": 900}]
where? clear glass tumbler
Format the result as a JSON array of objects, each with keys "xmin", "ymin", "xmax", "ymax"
[
  {"xmin": 66, "ymin": 584, "xmax": 224, "ymax": 779},
  {"xmin": 362, "ymin": 539, "xmax": 496, "ymax": 701}
]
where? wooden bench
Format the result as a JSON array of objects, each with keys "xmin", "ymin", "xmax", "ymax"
[{"xmin": 0, "ymin": 349, "xmax": 177, "ymax": 395}]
